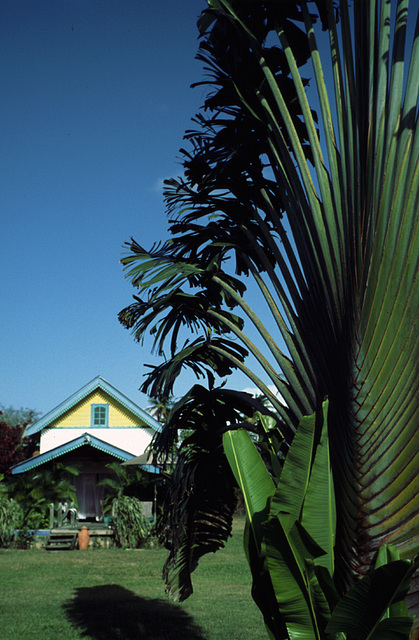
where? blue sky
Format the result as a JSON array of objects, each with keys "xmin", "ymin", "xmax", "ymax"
[
  {"xmin": 4, "ymin": 3, "xmax": 408, "ymax": 419},
  {"xmin": 1, "ymin": 0, "xmax": 214, "ymax": 414}
]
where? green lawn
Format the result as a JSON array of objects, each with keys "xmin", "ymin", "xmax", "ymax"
[{"xmin": 0, "ymin": 517, "xmax": 266, "ymax": 640}]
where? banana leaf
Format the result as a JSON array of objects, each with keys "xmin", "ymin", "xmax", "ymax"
[
  {"xmin": 224, "ymin": 402, "xmax": 336, "ymax": 639},
  {"xmin": 326, "ymin": 557, "xmax": 419, "ymax": 639},
  {"xmin": 223, "ymin": 428, "xmax": 284, "ymax": 638}
]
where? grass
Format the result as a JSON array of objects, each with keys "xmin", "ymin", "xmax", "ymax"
[{"xmin": 0, "ymin": 517, "xmax": 266, "ymax": 640}]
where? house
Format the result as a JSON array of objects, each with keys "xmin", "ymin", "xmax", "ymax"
[{"xmin": 11, "ymin": 376, "xmax": 160, "ymax": 521}]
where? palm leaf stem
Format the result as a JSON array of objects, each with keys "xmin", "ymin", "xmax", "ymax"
[
  {"xmin": 212, "ymin": 274, "xmax": 286, "ymax": 357},
  {"xmin": 326, "ymin": 0, "xmax": 350, "ymax": 222},
  {"xmin": 255, "ymin": 94, "xmax": 324, "ymax": 282},
  {"xmin": 207, "ymin": 271, "xmax": 310, "ymax": 418},
  {"xmin": 301, "ymin": 2, "xmax": 352, "ymax": 291},
  {"xmin": 257, "ymin": 185, "xmax": 309, "ymax": 300},
  {"xmin": 207, "ymin": 304, "xmax": 311, "ymax": 418},
  {"xmin": 400, "ymin": 9, "xmax": 419, "ymax": 138},
  {"xmin": 247, "ymin": 185, "xmax": 348, "ymax": 401},
  {"xmin": 213, "ymin": 253, "xmax": 337, "ymax": 414},
  {"xmin": 260, "ymin": 101, "xmax": 343, "ymax": 344},
  {"xmin": 242, "ymin": 194, "xmax": 307, "ymax": 307},
  {"xmin": 258, "ymin": 72, "xmax": 344, "ymax": 329},
  {"xmin": 277, "ymin": 18, "xmax": 345, "ymax": 310},
  {"xmin": 262, "ymin": 131, "xmax": 319, "ymax": 283},
  {"xmin": 243, "ymin": 265, "xmax": 323, "ymax": 416},
  {"xmin": 360, "ymin": 148, "xmax": 418, "ymax": 354},
  {"xmin": 209, "ymin": 343, "xmax": 290, "ymax": 420},
  {"xmin": 385, "ymin": 0, "xmax": 409, "ymax": 161},
  {"xmin": 354, "ymin": 312, "xmax": 418, "ymax": 437},
  {"xmin": 249, "ymin": 268, "xmax": 317, "ymax": 406},
  {"xmin": 339, "ymin": 0, "xmax": 359, "ymax": 251},
  {"xmin": 206, "ymin": 308, "xmax": 282, "ymax": 385}
]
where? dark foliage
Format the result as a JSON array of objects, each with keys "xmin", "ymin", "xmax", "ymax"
[
  {"xmin": 0, "ymin": 414, "xmax": 37, "ymax": 475},
  {"xmin": 153, "ymin": 383, "xmax": 280, "ymax": 600}
]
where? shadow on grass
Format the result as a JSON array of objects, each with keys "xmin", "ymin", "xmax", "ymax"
[{"xmin": 63, "ymin": 584, "xmax": 207, "ymax": 640}]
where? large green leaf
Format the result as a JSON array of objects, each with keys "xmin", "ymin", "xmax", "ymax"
[
  {"xmin": 263, "ymin": 403, "xmax": 336, "ymax": 639},
  {"xmin": 374, "ymin": 545, "xmax": 409, "ymax": 619},
  {"xmin": 262, "ymin": 516, "xmax": 325, "ymax": 640},
  {"xmin": 300, "ymin": 400, "xmax": 336, "ymax": 575},
  {"xmin": 223, "ymin": 428, "xmax": 275, "ymax": 525},
  {"xmin": 223, "ymin": 428, "xmax": 285, "ymax": 639},
  {"xmin": 368, "ymin": 618, "xmax": 416, "ymax": 640},
  {"xmin": 326, "ymin": 557, "xmax": 419, "ymax": 639},
  {"xmin": 268, "ymin": 400, "xmax": 336, "ymax": 576},
  {"xmin": 269, "ymin": 405, "xmax": 317, "ymax": 525},
  {"xmin": 224, "ymin": 405, "xmax": 336, "ymax": 640}
]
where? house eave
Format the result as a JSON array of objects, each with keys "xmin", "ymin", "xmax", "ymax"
[{"xmin": 10, "ymin": 433, "xmax": 135, "ymax": 474}]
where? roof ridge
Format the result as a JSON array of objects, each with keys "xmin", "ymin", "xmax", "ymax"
[{"xmin": 25, "ymin": 376, "xmax": 161, "ymax": 436}]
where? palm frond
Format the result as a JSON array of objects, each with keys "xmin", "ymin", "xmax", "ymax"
[
  {"xmin": 155, "ymin": 385, "xmax": 275, "ymax": 600},
  {"xmin": 120, "ymin": 0, "xmax": 419, "ymax": 616}
]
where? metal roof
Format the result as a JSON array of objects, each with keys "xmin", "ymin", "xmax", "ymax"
[
  {"xmin": 11, "ymin": 432, "xmax": 135, "ymax": 474},
  {"xmin": 25, "ymin": 376, "xmax": 161, "ymax": 436}
]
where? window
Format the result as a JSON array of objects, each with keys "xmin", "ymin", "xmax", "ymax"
[{"xmin": 91, "ymin": 404, "xmax": 109, "ymax": 427}]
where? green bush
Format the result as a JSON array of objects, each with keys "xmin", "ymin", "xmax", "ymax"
[
  {"xmin": 0, "ymin": 497, "xmax": 22, "ymax": 547},
  {"xmin": 111, "ymin": 495, "xmax": 151, "ymax": 548},
  {"xmin": 5, "ymin": 463, "xmax": 78, "ymax": 531}
]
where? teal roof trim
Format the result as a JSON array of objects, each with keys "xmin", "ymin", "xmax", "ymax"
[
  {"xmin": 25, "ymin": 376, "xmax": 161, "ymax": 436},
  {"xmin": 11, "ymin": 433, "xmax": 135, "ymax": 474}
]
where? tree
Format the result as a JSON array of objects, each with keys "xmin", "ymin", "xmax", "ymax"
[
  {"xmin": 120, "ymin": 0, "xmax": 418, "ymax": 635},
  {"xmin": 0, "ymin": 406, "xmax": 39, "ymax": 475},
  {"xmin": 146, "ymin": 396, "xmax": 174, "ymax": 423},
  {"xmin": 0, "ymin": 405, "xmax": 40, "ymax": 430}
]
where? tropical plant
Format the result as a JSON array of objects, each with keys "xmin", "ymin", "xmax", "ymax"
[
  {"xmin": 0, "ymin": 496, "xmax": 23, "ymax": 547},
  {"xmin": 97, "ymin": 462, "xmax": 155, "ymax": 548},
  {"xmin": 146, "ymin": 396, "xmax": 174, "ymax": 423},
  {"xmin": 154, "ymin": 383, "xmax": 273, "ymax": 599},
  {"xmin": 119, "ymin": 0, "xmax": 419, "ymax": 636},
  {"xmin": 224, "ymin": 400, "xmax": 418, "ymax": 639},
  {"xmin": 97, "ymin": 461, "xmax": 153, "ymax": 511},
  {"xmin": 111, "ymin": 495, "xmax": 151, "ymax": 548},
  {"xmin": 6, "ymin": 463, "xmax": 78, "ymax": 529}
]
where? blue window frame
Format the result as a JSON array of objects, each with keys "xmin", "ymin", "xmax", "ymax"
[{"xmin": 91, "ymin": 404, "xmax": 109, "ymax": 427}]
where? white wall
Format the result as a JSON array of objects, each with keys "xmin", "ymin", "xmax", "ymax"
[{"xmin": 40, "ymin": 427, "xmax": 153, "ymax": 456}]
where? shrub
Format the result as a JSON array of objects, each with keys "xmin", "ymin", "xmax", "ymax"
[
  {"xmin": 0, "ymin": 497, "xmax": 22, "ymax": 547},
  {"xmin": 111, "ymin": 495, "xmax": 151, "ymax": 548}
]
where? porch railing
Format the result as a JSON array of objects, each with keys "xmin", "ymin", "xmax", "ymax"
[{"xmin": 49, "ymin": 502, "xmax": 78, "ymax": 529}]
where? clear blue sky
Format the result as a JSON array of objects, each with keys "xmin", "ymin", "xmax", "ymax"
[{"xmin": 1, "ymin": 0, "xmax": 213, "ymax": 415}]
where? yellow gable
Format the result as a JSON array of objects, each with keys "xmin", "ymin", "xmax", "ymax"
[{"xmin": 50, "ymin": 390, "xmax": 147, "ymax": 428}]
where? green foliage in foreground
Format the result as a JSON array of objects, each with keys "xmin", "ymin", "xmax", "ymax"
[
  {"xmin": 120, "ymin": 1, "xmax": 419, "ymax": 634},
  {"xmin": 224, "ymin": 402, "xmax": 418, "ymax": 639},
  {"xmin": 0, "ymin": 518, "xmax": 265, "ymax": 640}
]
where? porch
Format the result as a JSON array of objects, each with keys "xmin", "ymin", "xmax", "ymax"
[
  {"xmin": 45, "ymin": 522, "xmax": 115, "ymax": 550},
  {"xmin": 43, "ymin": 501, "xmax": 115, "ymax": 550},
  {"xmin": 42, "ymin": 499, "xmax": 153, "ymax": 550}
]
